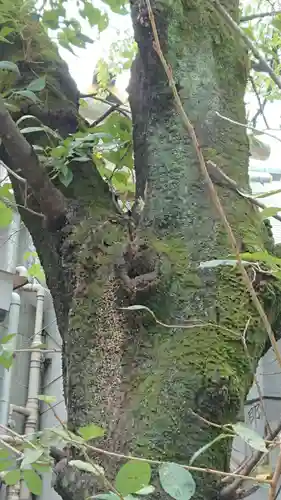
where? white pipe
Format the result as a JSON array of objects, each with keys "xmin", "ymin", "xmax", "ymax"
[
  {"xmin": 22, "ymin": 284, "xmax": 45, "ymax": 436},
  {"xmin": 0, "ymin": 293, "xmax": 20, "ymax": 429},
  {"xmin": 18, "ymin": 284, "xmax": 45, "ymax": 500}
]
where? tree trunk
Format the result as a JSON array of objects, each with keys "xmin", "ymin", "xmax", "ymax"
[{"xmin": 1, "ymin": 1, "xmax": 281, "ymax": 499}]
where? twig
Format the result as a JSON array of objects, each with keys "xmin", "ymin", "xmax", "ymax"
[
  {"xmin": 269, "ymin": 440, "xmax": 281, "ymax": 500},
  {"xmin": 79, "ymin": 94, "xmax": 131, "ymax": 119},
  {"xmin": 69, "ymin": 439, "xmax": 272, "ymax": 484},
  {"xmin": 211, "ymin": 0, "xmax": 281, "ymax": 91},
  {"xmin": 146, "ymin": 0, "xmax": 281, "ymax": 373},
  {"xmin": 14, "ymin": 348, "xmax": 61, "ymax": 353},
  {"xmin": 249, "ymin": 74, "xmax": 269, "ymax": 128},
  {"xmin": 189, "ymin": 409, "xmax": 225, "ymax": 429},
  {"xmin": 90, "ymin": 101, "xmax": 124, "ymax": 127},
  {"xmin": 0, "ymin": 96, "xmax": 66, "ymax": 222},
  {"xmin": 220, "ymin": 420, "xmax": 281, "ymax": 497},
  {"xmin": 0, "ymin": 161, "xmax": 27, "ymax": 185},
  {"xmin": 216, "ymin": 111, "xmax": 281, "ymax": 143},
  {"xmin": 206, "ymin": 160, "xmax": 281, "ymax": 223},
  {"xmin": 240, "ymin": 10, "xmax": 281, "ymax": 22}
]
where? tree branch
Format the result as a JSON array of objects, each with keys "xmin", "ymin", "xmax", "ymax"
[
  {"xmin": 240, "ymin": 10, "xmax": 281, "ymax": 22},
  {"xmin": 220, "ymin": 421, "xmax": 281, "ymax": 498},
  {"xmin": 0, "ymin": 96, "xmax": 66, "ymax": 222},
  {"xmin": 212, "ymin": 0, "xmax": 281, "ymax": 91}
]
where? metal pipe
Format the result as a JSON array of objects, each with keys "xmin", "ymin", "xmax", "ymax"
[
  {"xmin": 0, "ymin": 293, "xmax": 20, "ymax": 429},
  {"xmin": 9, "ymin": 405, "xmax": 31, "ymax": 418},
  {"xmin": 19, "ymin": 284, "xmax": 45, "ymax": 500},
  {"xmin": 22, "ymin": 284, "xmax": 45, "ymax": 436}
]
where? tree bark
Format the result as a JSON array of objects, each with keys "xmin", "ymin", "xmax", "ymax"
[{"xmin": 1, "ymin": 1, "xmax": 281, "ymax": 500}]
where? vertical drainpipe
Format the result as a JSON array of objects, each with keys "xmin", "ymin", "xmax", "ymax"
[
  {"xmin": 18, "ymin": 284, "xmax": 45, "ymax": 500},
  {"xmin": 0, "ymin": 292, "xmax": 21, "ymax": 427}
]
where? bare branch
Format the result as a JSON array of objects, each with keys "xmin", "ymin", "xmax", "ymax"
[
  {"xmin": 240, "ymin": 10, "xmax": 281, "ymax": 22},
  {"xmin": 0, "ymin": 96, "xmax": 66, "ymax": 222},
  {"xmin": 220, "ymin": 421, "xmax": 281, "ymax": 498},
  {"xmin": 212, "ymin": 0, "xmax": 281, "ymax": 91},
  {"xmin": 206, "ymin": 160, "xmax": 281, "ymax": 223},
  {"xmin": 249, "ymin": 75, "xmax": 269, "ymax": 128}
]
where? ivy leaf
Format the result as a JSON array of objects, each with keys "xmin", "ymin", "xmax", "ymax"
[
  {"xmin": 69, "ymin": 460, "xmax": 104, "ymax": 476},
  {"xmin": 232, "ymin": 423, "xmax": 267, "ymax": 452},
  {"xmin": 0, "ymin": 201, "xmax": 12, "ymax": 227},
  {"xmin": 0, "ymin": 61, "xmax": 20, "ymax": 75},
  {"xmin": 78, "ymin": 423, "xmax": 105, "ymax": 440},
  {"xmin": 115, "ymin": 460, "xmax": 151, "ymax": 497},
  {"xmin": 4, "ymin": 469, "xmax": 21, "ymax": 485},
  {"xmin": 21, "ymin": 448, "xmax": 44, "ymax": 468},
  {"xmin": 22, "ymin": 469, "xmax": 42, "ymax": 495},
  {"xmin": 27, "ymin": 76, "xmax": 46, "ymax": 92},
  {"xmin": 159, "ymin": 463, "xmax": 196, "ymax": 500}
]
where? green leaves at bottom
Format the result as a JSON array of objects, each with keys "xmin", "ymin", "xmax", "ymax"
[
  {"xmin": 159, "ymin": 463, "xmax": 196, "ymax": 500},
  {"xmin": 4, "ymin": 469, "xmax": 21, "ymax": 485},
  {"xmin": 115, "ymin": 460, "xmax": 151, "ymax": 496},
  {"xmin": 22, "ymin": 469, "xmax": 42, "ymax": 495}
]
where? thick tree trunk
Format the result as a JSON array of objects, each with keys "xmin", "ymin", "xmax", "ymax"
[{"xmin": 1, "ymin": 1, "xmax": 281, "ymax": 500}]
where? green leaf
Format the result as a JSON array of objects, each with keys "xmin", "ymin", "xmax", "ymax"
[
  {"xmin": 0, "ymin": 352, "xmax": 13, "ymax": 369},
  {"xmin": 0, "ymin": 460, "xmax": 14, "ymax": 471},
  {"xmin": 232, "ymin": 423, "xmax": 267, "ymax": 452},
  {"xmin": 240, "ymin": 251, "xmax": 281, "ymax": 267},
  {"xmin": 136, "ymin": 485, "xmax": 155, "ymax": 495},
  {"xmin": 58, "ymin": 168, "xmax": 73, "ymax": 187},
  {"xmin": 13, "ymin": 90, "xmax": 39, "ymax": 103},
  {"xmin": 0, "ymin": 201, "xmax": 12, "ymax": 227},
  {"xmin": 1, "ymin": 334, "xmax": 15, "ymax": 344},
  {"xmin": 32, "ymin": 462, "xmax": 51, "ymax": 473},
  {"xmin": 115, "ymin": 460, "xmax": 151, "ymax": 497},
  {"xmin": 253, "ymin": 188, "xmax": 281, "ymax": 199},
  {"xmin": 21, "ymin": 448, "xmax": 44, "ymax": 468},
  {"xmin": 37, "ymin": 394, "xmax": 56, "ymax": 404},
  {"xmin": 4, "ymin": 469, "xmax": 21, "ymax": 485},
  {"xmin": 159, "ymin": 463, "xmax": 196, "ymax": 500},
  {"xmin": 0, "ymin": 61, "xmax": 20, "ymax": 75},
  {"xmin": 69, "ymin": 460, "xmax": 104, "ymax": 476},
  {"xmin": 189, "ymin": 434, "xmax": 229, "ymax": 465},
  {"xmin": 4, "ymin": 101, "xmax": 19, "ymax": 112},
  {"xmin": 27, "ymin": 76, "xmax": 46, "ymax": 92},
  {"xmin": 0, "ymin": 449, "xmax": 11, "ymax": 459},
  {"xmin": 78, "ymin": 423, "xmax": 105, "ymax": 440},
  {"xmin": 22, "ymin": 469, "xmax": 42, "ymax": 495},
  {"xmin": 260, "ymin": 207, "xmax": 281, "ymax": 219}
]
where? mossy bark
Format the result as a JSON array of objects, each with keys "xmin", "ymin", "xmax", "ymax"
[{"xmin": 1, "ymin": 1, "xmax": 281, "ymax": 500}]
